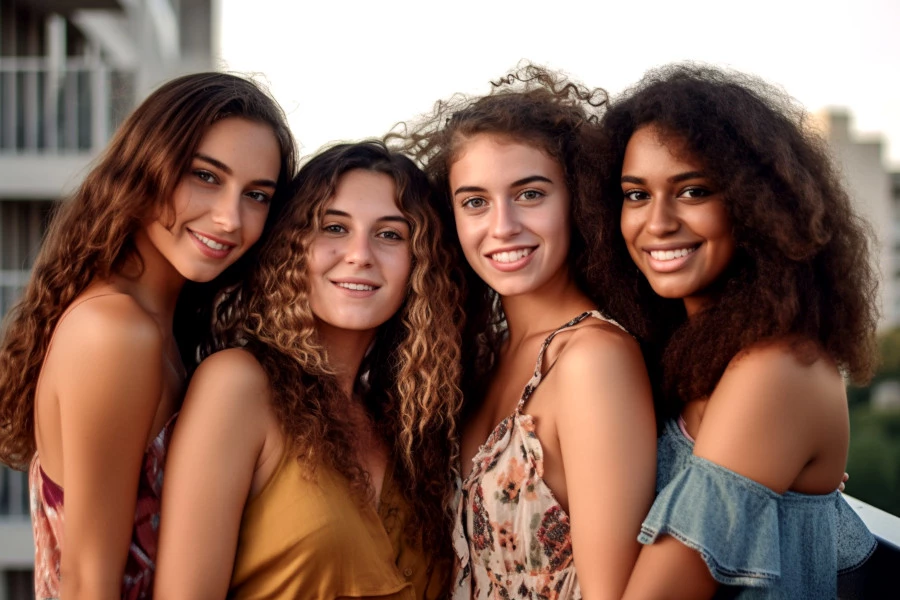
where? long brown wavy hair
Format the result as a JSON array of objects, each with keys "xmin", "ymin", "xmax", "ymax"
[
  {"xmin": 595, "ymin": 64, "xmax": 879, "ymax": 418},
  {"xmin": 387, "ymin": 63, "xmax": 624, "ymax": 410},
  {"xmin": 210, "ymin": 141, "xmax": 462, "ymax": 559},
  {"xmin": 0, "ymin": 72, "xmax": 297, "ymax": 469}
]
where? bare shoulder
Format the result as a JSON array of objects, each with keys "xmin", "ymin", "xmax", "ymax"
[
  {"xmin": 545, "ymin": 318, "xmax": 653, "ymax": 418},
  {"xmin": 48, "ymin": 293, "xmax": 165, "ymax": 409},
  {"xmin": 553, "ymin": 319, "xmax": 645, "ymax": 377},
  {"xmin": 695, "ymin": 340, "xmax": 846, "ymax": 492},
  {"xmin": 53, "ymin": 292, "xmax": 162, "ymax": 354},
  {"xmin": 714, "ymin": 339, "xmax": 844, "ymax": 413},
  {"xmin": 182, "ymin": 348, "xmax": 273, "ymax": 419},
  {"xmin": 170, "ymin": 348, "xmax": 275, "ymax": 489}
]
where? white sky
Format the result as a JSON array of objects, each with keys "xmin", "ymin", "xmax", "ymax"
[{"xmin": 217, "ymin": 0, "xmax": 900, "ymax": 167}]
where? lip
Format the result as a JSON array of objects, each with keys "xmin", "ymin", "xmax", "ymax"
[
  {"xmin": 188, "ymin": 229, "xmax": 237, "ymax": 259},
  {"xmin": 330, "ymin": 278, "xmax": 381, "ymax": 298},
  {"xmin": 643, "ymin": 243, "xmax": 701, "ymax": 273},
  {"xmin": 484, "ymin": 245, "xmax": 538, "ymax": 273}
]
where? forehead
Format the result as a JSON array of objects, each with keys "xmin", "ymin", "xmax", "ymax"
[
  {"xmin": 326, "ymin": 169, "xmax": 402, "ymax": 214},
  {"xmin": 449, "ymin": 133, "xmax": 563, "ymax": 181},
  {"xmin": 624, "ymin": 125, "xmax": 704, "ymax": 169}
]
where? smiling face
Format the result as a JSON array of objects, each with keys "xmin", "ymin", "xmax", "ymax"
[
  {"xmin": 143, "ymin": 116, "xmax": 280, "ymax": 283},
  {"xmin": 619, "ymin": 124, "xmax": 735, "ymax": 315},
  {"xmin": 448, "ymin": 134, "xmax": 572, "ymax": 298},
  {"xmin": 307, "ymin": 169, "xmax": 412, "ymax": 336}
]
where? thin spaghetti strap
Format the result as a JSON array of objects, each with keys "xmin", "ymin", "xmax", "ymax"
[
  {"xmin": 516, "ymin": 310, "xmax": 630, "ymax": 411},
  {"xmin": 584, "ymin": 309, "xmax": 631, "ymax": 337}
]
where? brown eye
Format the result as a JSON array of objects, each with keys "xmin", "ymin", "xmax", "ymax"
[{"xmin": 623, "ymin": 190, "xmax": 649, "ymax": 202}]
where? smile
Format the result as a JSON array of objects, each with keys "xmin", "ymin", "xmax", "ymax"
[
  {"xmin": 336, "ymin": 282, "xmax": 377, "ymax": 291},
  {"xmin": 190, "ymin": 231, "xmax": 234, "ymax": 252},
  {"xmin": 490, "ymin": 248, "xmax": 534, "ymax": 263},
  {"xmin": 648, "ymin": 246, "xmax": 697, "ymax": 261}
]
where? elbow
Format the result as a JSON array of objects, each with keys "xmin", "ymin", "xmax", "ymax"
[{"xmin": 59, "ymin": 563, "xmax": 121, "ymax": 600}]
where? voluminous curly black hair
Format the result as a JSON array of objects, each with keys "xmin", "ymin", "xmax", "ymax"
[{"xmin": 595, "ymin": 63, "xmax": 878, "ymax": 418}]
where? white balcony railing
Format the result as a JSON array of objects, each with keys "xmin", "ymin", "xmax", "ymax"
[{"xmin": 0, "ymin": 56, "xmax": 133, "ymax": 156}]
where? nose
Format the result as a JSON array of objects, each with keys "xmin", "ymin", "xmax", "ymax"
[
  {"xmin": 646, "ymin": 198, "xmax": 679, "ymax": 237},
  {"xmin": 345, "ymin": 231, "xmax": 374, "ymax": 267},
  {"xmin": 211, "ymin": 189, "xmax": 242, "ymax": 233},
  {"xmin": 489, "ymin": 199, "xmax": 522, "ymax": 239}
]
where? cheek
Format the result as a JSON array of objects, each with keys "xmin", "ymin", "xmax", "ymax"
[
  {"xmin": 698, "ymin": 208, "xmax": 734, "ymax": 251},
  {"xmin": 307, "ymin": 241, "xmax": 332, "ymax": 279},
  {"xmin": 383, "ymin": 249, "xmax": 412, "ymax": 310},
  {"xmin": 452, "ymin": 212, "xmax": 479, "ymax": 249},
  {"xmin": 388, "ymin": 249, "xmax": 412, "ymax": 287},
  {"xmin": 540, "ymin": 206, "xmax": 570, "ymax": 240},
  {"xmin": 619, "ymin": 211, "xmax": 639, "ymax": 250}
]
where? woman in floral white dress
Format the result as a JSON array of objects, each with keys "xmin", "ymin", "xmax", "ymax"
[{"xmin": 395, "ymin": 64, "xmax": 657, "ymax": 599}]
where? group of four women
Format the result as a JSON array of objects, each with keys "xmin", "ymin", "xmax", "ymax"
[{"xmin": 0, "ymin": 62, "xmax": 879, "ymax": 599}]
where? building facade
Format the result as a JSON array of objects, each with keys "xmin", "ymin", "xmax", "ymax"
[
  {"xmin": 0, "ymin": 1, "xmax": 213, "ymax": 598},
  {"xmin": 821, "ymin": 109, "xmax": 898, "ymax": 329}
]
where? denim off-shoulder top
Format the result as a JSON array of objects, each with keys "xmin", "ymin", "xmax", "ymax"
[{"xmin": 639, "ymin": 419, "xmax": 877, "ymax": 599}]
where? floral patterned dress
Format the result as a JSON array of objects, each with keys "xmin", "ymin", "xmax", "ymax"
[
  {"xmin": 29, "ymin": 416, "xmax": 176, "ymax": 600},
  {"xmin": 453, "ymin": 311, "xmax": 626, "ymax": 600}
]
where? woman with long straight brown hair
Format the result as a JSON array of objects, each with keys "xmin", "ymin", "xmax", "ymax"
[{"xmin": 0, "ymin": 71, "xmax": 296, "ymax": 599}]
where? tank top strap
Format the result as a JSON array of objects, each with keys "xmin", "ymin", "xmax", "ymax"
[{"xmin": 516, "ymin": 310, "xmax": 627, "ymax": 412}]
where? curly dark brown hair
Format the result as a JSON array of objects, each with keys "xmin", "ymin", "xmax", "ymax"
[
  {"xmin": 595, "ymin": 63, "xmax": 879, "ymax": 418},
  {"xmin": 388, "ymin": 62, "xmax": 620, "ymax": 408},
  {"xmin": 209, "ymin": 141, "xmax": 462, "ymax": 561},
  {"xmin": 0, "ymin": 72, "xmax": 297, "ymax": 469}
]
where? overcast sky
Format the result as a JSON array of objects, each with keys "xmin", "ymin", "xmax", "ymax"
[{"xmin": 217, "ymin": 0, "xmax": 900, "ymax": 167}]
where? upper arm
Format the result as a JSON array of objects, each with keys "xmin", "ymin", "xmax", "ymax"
[
  {"xmin": 155, "ymin": 349, "xmax": 272, "ymax": 600},
  {"xmin": 623, "ymin": 346, "xmax": 832, "ymax": 599},
  {"xmin": 54, "ymin": 299, "xmax": 164, "ymax": 597},
  {"xmin": 553, "ymin": 327, "xmax": 657, "ymax": 600}
]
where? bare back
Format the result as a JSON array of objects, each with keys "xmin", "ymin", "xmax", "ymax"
[{"xmin": 34, "ymin": 283, "xmax": 182, "ymax": 485}]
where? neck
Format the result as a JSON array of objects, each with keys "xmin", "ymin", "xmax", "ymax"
[
  {"xmin": 316, "ymin": 322, "xmax": 378, "ymax": 397},
  {"xmin": 123, "ymin": 230, "xmax": 187, "ymax": 331},
  {"xmin": 500, "ymin": 267, "xmax": 594, "ymax": 345}
]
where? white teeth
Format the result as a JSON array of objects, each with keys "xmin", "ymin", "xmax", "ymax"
[
  {"xmin": 649, "ymin": 247, "xmax": 696, "ymax": 261},
  {"xmin": 193, "ymin": 232, "xmax": 230, "ymax": 251},
  {"xmin": 491, "ymin": 248, "xmax": 533, "ymax": 263},
  {"xmin": 337, "ymin": 282, "xmax": 376, "ymax": 291}
]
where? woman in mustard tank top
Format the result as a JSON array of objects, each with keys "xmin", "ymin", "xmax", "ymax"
[{"xmin": 155, "ymin": 141, "xmax": 462, "ymax": 599}]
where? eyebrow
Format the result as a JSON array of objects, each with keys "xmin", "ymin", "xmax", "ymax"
[
  {"xmin": 621, "ymin": 171, "xmax": 707, "ymax": 185},
  {"xmin": 453, "ymin": 174, "xmax": 554, "ymax": 197},
  {"xmin": 324, "ymin": 208, "xmax": 410, "ymax": 225},
  {"xmin": 195, "ymin": 154, "xmax": 277, "ymax": 188}
]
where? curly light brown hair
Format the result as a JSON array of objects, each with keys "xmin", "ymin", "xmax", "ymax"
[
  {"xmin": 595, "ymin": 63, "xmax": 879, "ymax": 418},
  {"xmin": 210, "ymin": 141, "xmax": 462, "ymax": 559},
  {"xmin": 388, "ymin": 62, "xmax": 621, "ymax": 409},
  {"xmin": 0, "ymin": 72, "xmax": 297, "ymax": 469}
]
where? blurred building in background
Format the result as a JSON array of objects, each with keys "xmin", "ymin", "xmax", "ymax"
[
  {"xmin": 0, "ymin": 3, "xmax": 898, "ymax": 597},
  {"xmin": 0, "ymin": 1, "xmax": 213, "ymax": 597},
  {"xmin": 820, "ymin": 109, "xmax": 900, "ymax": 329}
]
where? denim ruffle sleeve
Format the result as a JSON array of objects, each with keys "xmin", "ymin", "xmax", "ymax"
[
  {"xmin": 638, "ymin": 454, "xmax": 782, "ymax": 587},
  {"xmin": 834, "ymin": 494, "xmax": 877, "ymax": 573}
]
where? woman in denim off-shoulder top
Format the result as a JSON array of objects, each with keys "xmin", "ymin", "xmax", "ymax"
[
  {"xmin": 594, "ymin": 64, "xmax": 878, "ymax": 598},
  {"xmin": 392, "ymin": 63, "xmax": 658, "ymax": 599}
]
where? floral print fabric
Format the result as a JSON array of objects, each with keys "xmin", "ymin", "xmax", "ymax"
[
  {"xmin": 29, "ymin": 416, "xmax": 175, "ymax": 600},
  {"xmin": 453, "ymin": 311, "xmax": 625, "ymax": 600}
]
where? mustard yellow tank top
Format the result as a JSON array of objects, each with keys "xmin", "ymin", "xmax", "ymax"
[{"xmin": 229, "ymin": 446, "xmax": 449, "ymax": 599}]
